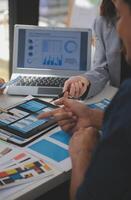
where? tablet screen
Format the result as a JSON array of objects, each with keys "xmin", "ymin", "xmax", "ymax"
[{"xmin": 0, "ymin": 98, "xmax": 57, "ymax": 138}]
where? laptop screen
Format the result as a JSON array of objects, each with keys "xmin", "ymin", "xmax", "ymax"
[{"xmin": 13, "ymin": 25, "xmax": 92, "ymax": 74}]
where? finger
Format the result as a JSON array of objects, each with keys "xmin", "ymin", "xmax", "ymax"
[
  {"xmin": 54, "ymin": 97, "xmax": 74, "ymax": 107},
  {"xmin": 78, "ymin": 81, "xmax": 85, "ymax": 96},
  {"xmin": 54, "ymin": 97, "xmax": 65, "ymax": 105},
  {"xmin": 63, "ymin": 77, "xmax": 78, "ymax": 93},
  {"xmin": 74, "ymin": 81, "xmax": 80, "ymax": 97},
  {"xmin": 84, "ymin": 127, "xmax": 98, "ymax": 134},
  {"xmin": 63, "ymin": 91, "xmax": 69, "ymax": 98},
  {"xmin": 37, "ymin": 108, "xmax": 61, "ymax": 119},
  {"xmin": 61, "ymin": 122, "xmax": 76, "ymax": 133},
  {"xmin": 58, "ymin": 117, "xmax": 77, "ymax": 127},
  {"xmin": 63, "ymin": 80, "xmax": 71, "ymax": 92},
  {"xmin": 87, "ymin": 80, "xmax": 90, "ymax": 87},
  {"xmin": 69, "ymin": 83, "xmax": 76, "ymax": 97},
  {"xmin": 78, "ymin": 81, "xmax": 83, "ymax": 90},
  {"xmin": 53, "ymin": 111, "xmax": 73, "ymax": 121}
]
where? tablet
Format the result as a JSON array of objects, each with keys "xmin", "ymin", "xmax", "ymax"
[{"xmin": 0, "ymin": 98, "xmax": 58, "ymax": 139}]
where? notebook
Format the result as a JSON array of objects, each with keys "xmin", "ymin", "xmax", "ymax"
[{"xmin": 7, "ymin": 25, "xmax": 92, "ymax": 97}]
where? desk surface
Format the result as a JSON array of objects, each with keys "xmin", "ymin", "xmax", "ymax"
[
  {"xmin": 0, "ymin": 84, "xmax": 117, "ymax": 108},
  {"xmin": 0, "ymin": 84, "xmax": 118, "ymax": 200}
]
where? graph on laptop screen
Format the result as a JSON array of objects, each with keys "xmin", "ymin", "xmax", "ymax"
[
  {"xmin": 16, "ymin": 27, "xmax": 91, "ymax": 72},
  {"xmin": 8, "ymin": 26, "xmax": 91, "ymax": 97}
]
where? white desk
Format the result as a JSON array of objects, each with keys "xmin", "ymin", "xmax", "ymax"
[
  {"xmin": 0, "ymin": 93, "xmax": 52, "ymax": 109},
  {"xmin": 0, "ymin": 84, "xmax": 117, "ymax": 108},
  {"xmin": 0, "ymin": 84, "xmax": 118, "ymax": 200},
  {"xmin": 84, "ymin": 84, "xmax": 118, "ymax": 104}
]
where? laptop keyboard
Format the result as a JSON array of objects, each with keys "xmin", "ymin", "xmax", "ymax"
[{"xmin": 15, "ymin": 76, "xmax": 68, "ymax": 87}]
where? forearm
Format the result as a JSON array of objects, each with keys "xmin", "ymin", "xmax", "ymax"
[{"xmin": 70, "ymin": 151, "xmax": 92, "ymax": 200}]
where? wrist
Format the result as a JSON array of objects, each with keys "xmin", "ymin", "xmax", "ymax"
[
  {"xmin": 88, "ymin": 108, "xmax": 104, "ymax": 129},
  {"xmin": 80, "ymin": 81, "xmax": 91, "ymax": 100}
]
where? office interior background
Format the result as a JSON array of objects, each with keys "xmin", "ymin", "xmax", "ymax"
[{"xmin": 0, "ymin": 0, "xmax": 100, "ymax": 81}]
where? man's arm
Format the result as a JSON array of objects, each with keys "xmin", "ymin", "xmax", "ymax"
[
  {"xmin": 69, "ymin": 127, "xmax": 99, "ymax": 200},
  {"xmin": 70, "ymin": 150, "xmax": 92, "ymax": 200},
  {"xmin": 76, "ymin": 80, "xmax": 131, "ymax": 200}
]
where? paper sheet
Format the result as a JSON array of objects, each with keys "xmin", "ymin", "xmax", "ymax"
[
  {"xmin": 27, "ymin": 127, "xmax": 72, "ymax": 172},
  {"xmin": 0, "ymin": 140, "xmax": 55, "ymax": 190}
]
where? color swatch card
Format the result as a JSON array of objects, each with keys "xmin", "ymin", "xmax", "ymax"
[
  {"xmin": 27, "ymin": 127, "xmax": 72, "ymax": 172},
  {"xmin": 0, "ymin": 158, "xmax": 54, "ymax": 189},
  {"xmin": 0, "ymin": 140, "xmax": 55, "ymax": 189},
  {"xmin": 0, "ymin": 151, "xmax": 32, "ymax": 170},
  {"xmin": 87, "ymin": 98, "xmax": 110, "ymax": 110}
]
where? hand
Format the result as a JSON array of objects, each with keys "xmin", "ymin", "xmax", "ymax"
[
  {"xmin": 38, "ymin": 98, "xmax": 104, "ymax": 134},
  {"xmin": 63, "ymin": 76, "xmax": 90, "ymax": 98},
  {"xmin": 38, "ymin": 103, "xmax": 78, "ymax": 134},
  {"xmin": 69, "ymin": 127, "xmax": 99, "ymax": 200},
  {"xmin": 0, "ymin": 78, "xmax": 5, "ymax": 94},
  {"xmin": 54, "ymin": 98, "xmax": 104, "ymax": 133}
]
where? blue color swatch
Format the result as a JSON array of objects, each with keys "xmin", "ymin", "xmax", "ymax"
[
  {"xmin": 50, "ymin": 130, "xmax": 71, "ymax": 145},
  {"xmin": 87, "ymin": 98, "xmax": 110, "ymax": 110},
  {"xmin": 29, "ymin": 139, "xmax": 69, "ymax": 162}
]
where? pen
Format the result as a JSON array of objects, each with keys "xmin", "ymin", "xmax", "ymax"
[
  {"xmin": 51, "ymin": 91, "xmax": 65, "ymax": 102},
  {"xmin": 0, "ymin": 76, "xmax": 21, "ymax": 89},
  {"xmin": 50, "ymin": 91, "xmax": 79, "ymax": 102},
  {"xmin": 0, "ymin": 107, "xmax": 14, "ymax": 116},
  {"xmin": 52, "ymin": 82, "xmax": 91, "ymax": 101}
]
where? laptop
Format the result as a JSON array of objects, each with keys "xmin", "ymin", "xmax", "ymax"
[{"xmin": 7, "ymin": 25, "xmax": 92, "ymax": 97}]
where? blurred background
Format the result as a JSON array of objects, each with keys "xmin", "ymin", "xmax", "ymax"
[{"xmin": 0, "ymin": 0, "xmax": 101, "ymax": 81}]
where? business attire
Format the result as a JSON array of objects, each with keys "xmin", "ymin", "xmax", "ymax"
[
  {"xmin": 76, "ymin": 79, "xmax": 131, "ymax": 200},
  {"xmin": 84, "ymin": 16, "xmax": 121, "ymax": 98}
]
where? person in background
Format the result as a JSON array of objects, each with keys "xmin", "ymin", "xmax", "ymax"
[
  {"xmin": 0, "ymin": 78, "xmax": 5, "ymax": 94},
  {"xmin": 39, "ymin": 4, "xmax": 122, "ymax": 137},
  {"xmin": 63, "ymin": 0, "xmax": 131, "ymax": 99}
]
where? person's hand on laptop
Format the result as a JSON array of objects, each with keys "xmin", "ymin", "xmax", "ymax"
[
  {"xmin": 38, "ymin": 97, "xmax": 104, "ymax": 134},
  {"xmin": 63, "ymin": 76, "xmax": 90, "ymax": 99},
  {"xmin": 0, "ymin": 78, "xmax": 5, "ymax": 94}
]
